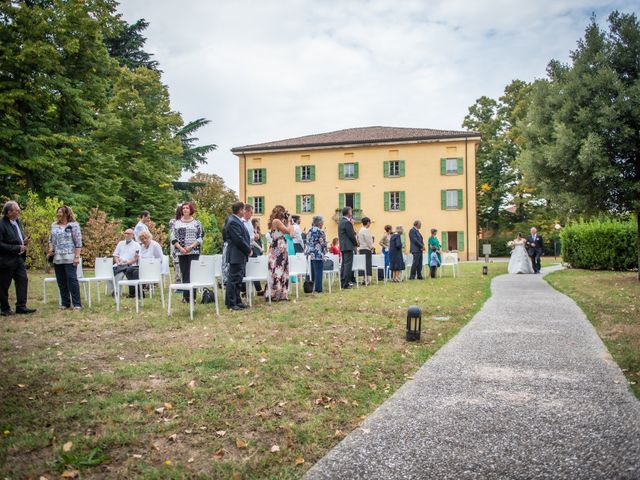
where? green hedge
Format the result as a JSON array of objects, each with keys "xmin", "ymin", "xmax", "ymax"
[
  {"xmin": 561, "ymin": 218, "xmax": 638, "ymax": 270},
  {"xmin": 482, "ymin": 235, "xmax": 557, "ymax": 257}
]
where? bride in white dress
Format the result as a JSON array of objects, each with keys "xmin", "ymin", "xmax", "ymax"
[{"xmin": 508, "ymin": 233, "xmax": 534, "ymax": 274}]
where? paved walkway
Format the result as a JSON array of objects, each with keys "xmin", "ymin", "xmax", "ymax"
[{"xmin": 305, "ymin": 267, "xmax": 640, "ymax": 479}]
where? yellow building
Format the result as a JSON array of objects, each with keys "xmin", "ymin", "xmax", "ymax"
[{"xmin": 231, "ymin": 126, "xmax": 480, "ymax": 260}]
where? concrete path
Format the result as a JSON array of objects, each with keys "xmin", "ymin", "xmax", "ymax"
[{"xmin": 305, "ymin": 267, "xmax": 640, "ymax": 480}]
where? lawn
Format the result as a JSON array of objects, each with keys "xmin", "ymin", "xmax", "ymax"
[
  {"xmin": 0, "ymin": 262, "xmax": 508, "ymax": 479},
  {"xmin": 545, "ymin": 268, "xmax": 640, "ymax": 399}
]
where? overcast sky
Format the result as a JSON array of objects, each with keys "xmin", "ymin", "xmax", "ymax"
[{"xmin": 118, "ymin": 0, "xmax": 638, "ymax": 193}]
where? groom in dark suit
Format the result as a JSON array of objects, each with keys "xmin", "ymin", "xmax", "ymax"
[
  {"xmin": 409, "ymin": 220, "xmax": 425, "ymax": 280},
  {"xmin": 224, "ymin": 202, "xmax": 252, "ymax": 310},
  {"xmin": 526, "ymin": 227, "xmax": 544, "ymax": 273},
  {"xmin": 338, "ymin": 207, "xmax": 358, "ymax": 289}
]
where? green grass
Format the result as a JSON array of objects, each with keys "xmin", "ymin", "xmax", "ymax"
[
  {"xmin": 0, "ymin": 263, "xmax": 508, "ymax": 479},
  {"xmin": 545, "ymin": 268, "xmax": 640, "ymax": 399}
]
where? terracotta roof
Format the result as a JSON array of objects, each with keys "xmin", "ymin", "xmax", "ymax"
[{"xmin": 231, "ymin": 126, "xmax": 480, "ymax": 153}]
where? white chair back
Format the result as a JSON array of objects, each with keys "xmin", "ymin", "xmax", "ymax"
[
  {"xmin": 161, "ymin": 255, "xmax": 170, "ymax": 275},
  {"xmin": 442, "ymin": 253, "xmax": 458, "ymax": 266},
  {"xmin": 212, "ymin": 254, "xmax": 223, "ymax": 277},
  {"xmin": 94, "ymin": 257, "xmax": 113, "ymax": 278},
  {"xmin": 371, "ymin": 254, "xmax": 385, "ymax": 268},
  {"xmin": 76, "ymin": 258, "xmax": 84, "ymax": 279},
  {"xmin": 139, "ymin": 257, "xmax": 162, "ymax": 281},
  {"xmin": 289, "ymin": 254, "xmax": 307, "ymax": 276},
  {"xmin": 352, "ymin": 254, "xmax": 366, "ymax": 271},
  {"xmin": 245, "ymin": 256, "xmax": 268, "ymax": 278},
  {"xmin": 190, "ymin": 256, "xmax": 215, "ymax": 284},
  {"xmin": 327, "ymin": 253, "xmax": 341, "ymax": 272},
  {"xmin": 404, "ymin": 253, "xmax": 414, "ymax": 267}
]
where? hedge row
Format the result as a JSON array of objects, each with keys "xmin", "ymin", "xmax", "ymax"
[
  {"xmin": 481, "ymin": 235, "xmax": 558, "ymax": 257},
  {"xmin": 561, "ymin": 218, "xmax": 638, "ymax": 270}
]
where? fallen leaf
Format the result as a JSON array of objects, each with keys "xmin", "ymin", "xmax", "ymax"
[
  {"xmin": 232, "ymin": 473, "xmax": 241, "ymax": 480},
  {"xmin": 294, "ymin": 456, "xmax": 305, "ymax": 465},
  {"xmin": 63, "ymin": 441, "xmax": 73, "ymax": 452},
  {"xmin": 187, "ymin": 380, "xmax": 197, "ymax": 389},
  {"xmin": 215, "ymin": 430, "xmax": 226, "ymax": 437},
  {"xmin": 334, "ymin": 429, "xmax": 343, "ymax": 438},
  {"xmin": 236, "ymin": 439, "xmax": 248, "ymax": 449},
  {"xmin": 213, "ymin": 448, "xmax": 225, "ymax": 460},
  {"xmin": 132, "ymin": 454, "xmax": 142, "ymax": 459},
  {"xmin": 164, "ymin": 402, "xmax": 173, "ymax": 410},
  {"xmin": 61, "ymin": 471, "xmax": 79, "ymax": 478},
  {"xmin": 154, "ymin": 407, "xmax": 165, "ymax": 414},
  {"xmin": 270, "ymin": 445, "xmax": 280, "ymax": 453},
  {"xmin": 17, "ymin": 384, "xmax": 26, "ymax": 388},
  {"xmin": 39, "ymin": 476, "xmax": 49, "ymax": 480},
  {"xmin": 168, "ymin": 434, "xmax": 177, "ymax": 442},
  {"xmin": 184, "ymin": 429, "xmax": 193, "ymax": 434},
  {"xmin": 305, "ymin": 365, "xmax": 312, "ymax": 371},
  {"xmin": 259, "ymin": 357, "xmax": 267, "ymax": 363},
  {"xmin": 361, "ymin": 428, "xmax": 371, "ymax": 434},
  {"xmin": 188, "ymin": 457, "xmax": 194, "ymax": 463}
]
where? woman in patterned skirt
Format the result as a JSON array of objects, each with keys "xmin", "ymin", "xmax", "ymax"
[{"xmin": 265, "ymin": 205, "xmax": 294, "ymax": 301}]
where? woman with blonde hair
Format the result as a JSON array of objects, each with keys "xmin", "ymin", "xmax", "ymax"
[
  {"xmin": 265, "ymin": 205, "xmax": 294, "ymax": 301},
  {"xmin": 48, "ymin": 205, "xmax": 83, "ymax": 310}
]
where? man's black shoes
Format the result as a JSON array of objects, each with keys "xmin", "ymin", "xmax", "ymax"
[
  {"xmin": 1, "ymin": 310, "xmax": 14, "ymax": 316},
  {"xmin": 15, "ymin": 308, "xmax": 36, "ymax": 314}
]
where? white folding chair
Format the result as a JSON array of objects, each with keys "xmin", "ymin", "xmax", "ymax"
[
  {"xmin": 288, "ymin": 254, "xmax": 308, "ymax": 299},
  {"xmin": 168, "ymin": 255, "xmax": 218, "ymax": 319},
  {"xmin": 422, "ymin": 252, "xmax": 430, "ymax": 279},
  {"xmin": 371, "ymin": 254, "xmax": 386, "ymax": 284},
  {"xmin": 402, "ymin": 253, "xmax": 413, "ymax": 281},
  {"xmin": 116, "ymin": 257, "xmax": 164, "ymax": 313},
  {"xmin": 440, "ymin": 252, "xmax": 459, "ymax": 278},
  {"xmin": 322, "ymin": 254, "xmax": 341, "ymax": 293},
  {"xmin": 161, "ymin": 255, "xmax": 170, "ymax": 283},
  {"xmin": 43, "ymin": 260, "xmax": 87, "ymax": 304},
  {"xmin": 78, "ymin": 257, "xmax": 114, "ymax": 308},
  {"xmin": 243, "ymin": 256, "xmax": 269, "ymax": 306},
  {"xmin": 352, "ymin": 254, "xmax": 367, "ymax": 288}
]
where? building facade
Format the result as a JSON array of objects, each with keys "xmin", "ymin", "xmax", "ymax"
[{"xmin": 232, "ymin": 126, "xmax": 480, "ymax": 260}]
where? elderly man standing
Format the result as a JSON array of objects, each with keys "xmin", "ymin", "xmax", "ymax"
[
  {"xmin": 0, "ymin": 201, "xmax": 36, "ymax": 316},
  {"xmin": 111, "ymin": 229, "xmax": 140, "ymax": 297}
]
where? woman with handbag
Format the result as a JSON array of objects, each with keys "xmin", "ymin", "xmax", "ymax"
[
  {"xmin": 305, "ymin": 215, "xmax": 328, "ymax": 293},
  {"xmin": 48, "ymin": 205, "xmax": 83, "ymax": 310}
]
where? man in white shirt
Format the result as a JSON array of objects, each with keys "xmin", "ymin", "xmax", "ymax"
[
  {"xmin": 134, "ymin": 211, "xmax": 150, "ymax": 242},
  {"xmin": 111, "ymin": 229, "xmax": 140, "ymax": 296},
  {"xmin": 291, "ymin": 215, "xmax": 304, "ymax": 253}
]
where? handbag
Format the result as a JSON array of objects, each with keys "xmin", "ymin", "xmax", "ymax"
[
  {"xmin": 303, "ymin": 259, "xmax": 314, "ymax": 294},
  {"xmin": 201, "ymin": 288, "xmax": 215, "ymax": 304}
]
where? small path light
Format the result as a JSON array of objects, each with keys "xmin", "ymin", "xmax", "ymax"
[{"xmin": 406, "ymin": 305, "xmax": 421, "ymax": 341}]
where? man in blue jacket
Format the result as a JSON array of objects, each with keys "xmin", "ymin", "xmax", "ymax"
[{"xmin": 224, "ymin": 202, "xmax": 252, "ymax": 310}]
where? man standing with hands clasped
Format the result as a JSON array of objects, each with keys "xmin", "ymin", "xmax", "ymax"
[
  {"xmin": 409, "ymin": 220, "xmax": 425, "ymax": 280},
  {"xmin": 338, "ymin": 206, "xmax": 358, "ymax": 289},
  {"xmin": 224, "ymin": 202, "xmax": 252, "ymax": 310},
  {"xmin": 0, "ymin": 201, "xmax": 36, "ymax": 316},
  {"xmin": 526, "ymin": 227, "xmax": 544, "ymax": 274}
]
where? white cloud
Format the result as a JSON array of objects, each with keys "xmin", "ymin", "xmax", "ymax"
[{"xmin": 117, "ymin": 0, "xmax": 639, "ymax": 193}]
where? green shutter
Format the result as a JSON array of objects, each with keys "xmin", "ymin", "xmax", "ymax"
[
  {"xmin": 353, "ymin": 162, "xmax": 359, "ymax": 179},
  {"xmin": 399, "ymin": 191, "xmax": 406, "ymax": 211},
  {"xmin": 457, "ymin": 189, "xmax": 463, "ymax": 209},
  {"xmin": 440, "ymin": 159, "xmax": 446, "ymax": 175},
  {"xmin": 457, "ymin": 157, "xmax": 464, "ymax": 174},
  {"xmin": 247, "ymin": 168, "xmax": 254, "ymax": 184},
  {"xmin": 296, "ymin": 195, "xmax": 301, "ymax": 214},
  {"xmin": 354, "ymin": 192, "xmax": 361, "ymax": 210},
  {"xmin": 338, "ymin": 163, "xmax": 344, "ymax": 179},
  {"xmin": 399, "ymin": 160, "xmax": 405, "ymax": 176},
  {"xmin": 457, "ymin": 231, "xmax": 465, "ymax": 251},
  {"xmin": 295, "ymin": 166, "xmax": 301, "ymax": 182},
  {"xmin": 339, "ymin": 193, "xmax": 345, "ymax": 209},
  {"xmin": 261, "ymin": 168, "xmax": 267, "ymax": 184},
  {"xmin": 384, "ymin": 192, "xmax": 390, "ymax": 211},
  {"xmin": 248, "ymin": 196, "xmax": 253, "ymax": 207},
  {"xmin": 383, "ymin": 161, "xmax": 390, "ymax": 177},
  {"xmin": 310, "ymin": 165, "xmax": 316, "ymax": 181},
  {"xmin": 310, "ymin": 194, "xmax": 315, "ymax": 213},
  {"xmin": 442, "ymin": 231, "xmax": 448, "ymax": 251},
  {"xmin": 441, "ymin": 190, "xmax": 446, "ymax": 210}
]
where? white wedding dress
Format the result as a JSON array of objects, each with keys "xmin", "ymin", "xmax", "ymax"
[{"xmin": 508, "ymin": 240, "xmax": 534, "ymax": 274}]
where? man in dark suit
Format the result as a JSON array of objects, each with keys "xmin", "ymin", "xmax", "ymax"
[
  {"xmin": 224, "ymin": 202, "xmax": 252, "ymax": 310},
  {"xmin": 526, "ymin": 227, "xmax": 544, "ymax": 274},
  {"xmin": 338, "ymin": 207, "xmax": 358, "ymax": 289},
  {"xmin": 409, "ymin": 220, "xmax": 425, "ymax": 280},
  {"xmin": 0, "ymin": 201, "xmax": 36, "ymax": 316}
]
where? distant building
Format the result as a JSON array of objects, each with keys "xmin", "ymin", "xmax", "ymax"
[{"xmin": 232, "ymin": 126, "xmax": 480, "ymax": 260}]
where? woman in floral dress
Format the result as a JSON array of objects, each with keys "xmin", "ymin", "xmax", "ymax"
[{"xmin": 265, "ymin": 205, "xmax": 294, "ymax": 301}]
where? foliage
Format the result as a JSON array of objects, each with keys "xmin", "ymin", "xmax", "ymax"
[
  {"xmin": 19, "ymin": 191, "xmax": 62, "ymax": 271},
  {"xmin": 190, "ymin": 173, "xmax": 239, "ymax": 229},
  {"xmin": 561, "ymin": 217, "xmax": 638, "ymax": 270},
  {"xmin": 81, "ymin": 208, "xmax": 122, "ymax": 268},
  {"xmin": 147, "ymin": 219, "xmax": 168, "ymax": 251},
  {"xmin": 176, "ymin": 118, "xmax": 217, "ymax": 173},
  {"xmin": 463, "ymin": 80, "xmax": 550, "ymax": 232},
  {"xmin": 197, "ymin": 206, "xmax": 223, "ymax": 254},
  {"xmin": 104, "ymin": 17, "xmax": 159, "ymax": 71},
  {"xmin": 519, "ymin": 11, "xmax": 640, "ymax": 278}
]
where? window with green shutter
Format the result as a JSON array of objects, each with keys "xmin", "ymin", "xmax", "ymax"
[
  {"xmin": 386, "ymin": 192, "xmax": 404, "ymax": 211},
  {"xmin": 341, "ymin": 162, "xmax": 358, "ymax": 179},
  {"xmin": 338, "ymin": 163, "xmax": 345, "ymax": 179},
  {"xmin": 339, "ymin": 193, "xmax": 345, "ymax": 209},
  {"xmin": 248, "ymin": 168, "xmax": 266, "ymax": 184},
  {"xmin": 354, "ymin": 192, "xmax": 361, "ymax": 210},
  {"xmin": 442, "ymin": 189, "xmax": 463, "ymax": 209},
  {"xmin": 441, "ymin": 158, "xmax": 463, "ymax": 175},
  {"xmin": 295, "ymin": 166, "xmax": 301, "ymax": 182},
  {"xmin": 296, "ymin": 195, "xmax": 301, "ymax": 214},
  {"xmin": 383, "ymin": 161, "xmax": 390, "ymax": 177},
  {"xmin": 399, "ymin": 160, "xmax": 405, "ymax": 176},
  {"xmin": 297, "ymin": 165, "xmax": 314, "ymax": 181},
  {"xmin": 384, "ymin": 191, "xmax": 390, "ymax": 211},
  {"xmin": 385, "ymin": 160, "xmax": 405, "ymax": 177},
  {"xmin": 441, "ymin": 231, "xmax": 448, "ymax": 251},
  {"xmin": 247, "ymin": 168, "xmax": 254, "ymax": 184},
  {"xmin": 457, "ymin": 189, "xmax": 463, "ymax": 209},
  {"xmin": 399, "ymin": 191, "xmax": 405, "ymax": 210},
  {"xmin": 297, "ymin": 194, "xmax": 314, "ymax": 213},
  {"xmin": 457, "ymin": 231, "xmax": 465, "ymax": 251},
  {"xmin": 250, "ymin": 196, "xmax": 264, "ymax": 215}
]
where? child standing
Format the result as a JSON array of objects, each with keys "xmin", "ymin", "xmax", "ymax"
[{"xmin": 429, "ymin": 246, "xmax": 440, "ymax": 278}]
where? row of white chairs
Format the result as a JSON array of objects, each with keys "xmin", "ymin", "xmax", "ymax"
[{"xmin": 43, "ymin": 251, "xmax": 459, "ymax": 319}]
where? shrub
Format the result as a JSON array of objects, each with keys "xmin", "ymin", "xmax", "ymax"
[
  {"xmin": 82, "ymin": 208, "xmax": 122, "ymax": 268},
  {"xmin": 147, "ymin": 220, "xmax": 168, "ymax": 251},
  {"xmin": 561, "ymin": 218, "xmax": 638, "ymax": 270},
  {"xmin": 483, "ymin": 232, "xmax": 559, "ymax": 258},
  {"xmin": 20, "ymin": 192, "xmax": 63, "ymax": 271},
  {"xmin": 196, "ymin": 207, "xmax": 222, "ymax": 255}
]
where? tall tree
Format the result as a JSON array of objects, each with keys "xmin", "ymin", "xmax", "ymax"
[
  {"xmin": 463, "ymin": 80, "xmax": 535, "ymax": 232},
  {"xmin": 190, "ymin": 172, "xmax": 238, "ymax": 228},
  {"xmin": 105, "ymin": 16, "xmax": 159, "ymax": 71},
  {"xmin": 175, "ymin": 118, "xmax": 217, "ymax": 173},
  {"xmin": 520, "ymin": 11, "xmax": 640, "ymax": 278}
]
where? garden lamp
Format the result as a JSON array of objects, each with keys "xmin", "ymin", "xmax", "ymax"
[{"xmin": 406, "ymin": 305, "xmax": 422, "ymax": 341}]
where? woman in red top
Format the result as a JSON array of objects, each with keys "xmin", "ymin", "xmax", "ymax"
[{"xmin": 329, "ymin": 237, "xmax": 341, "ymax": 256}]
